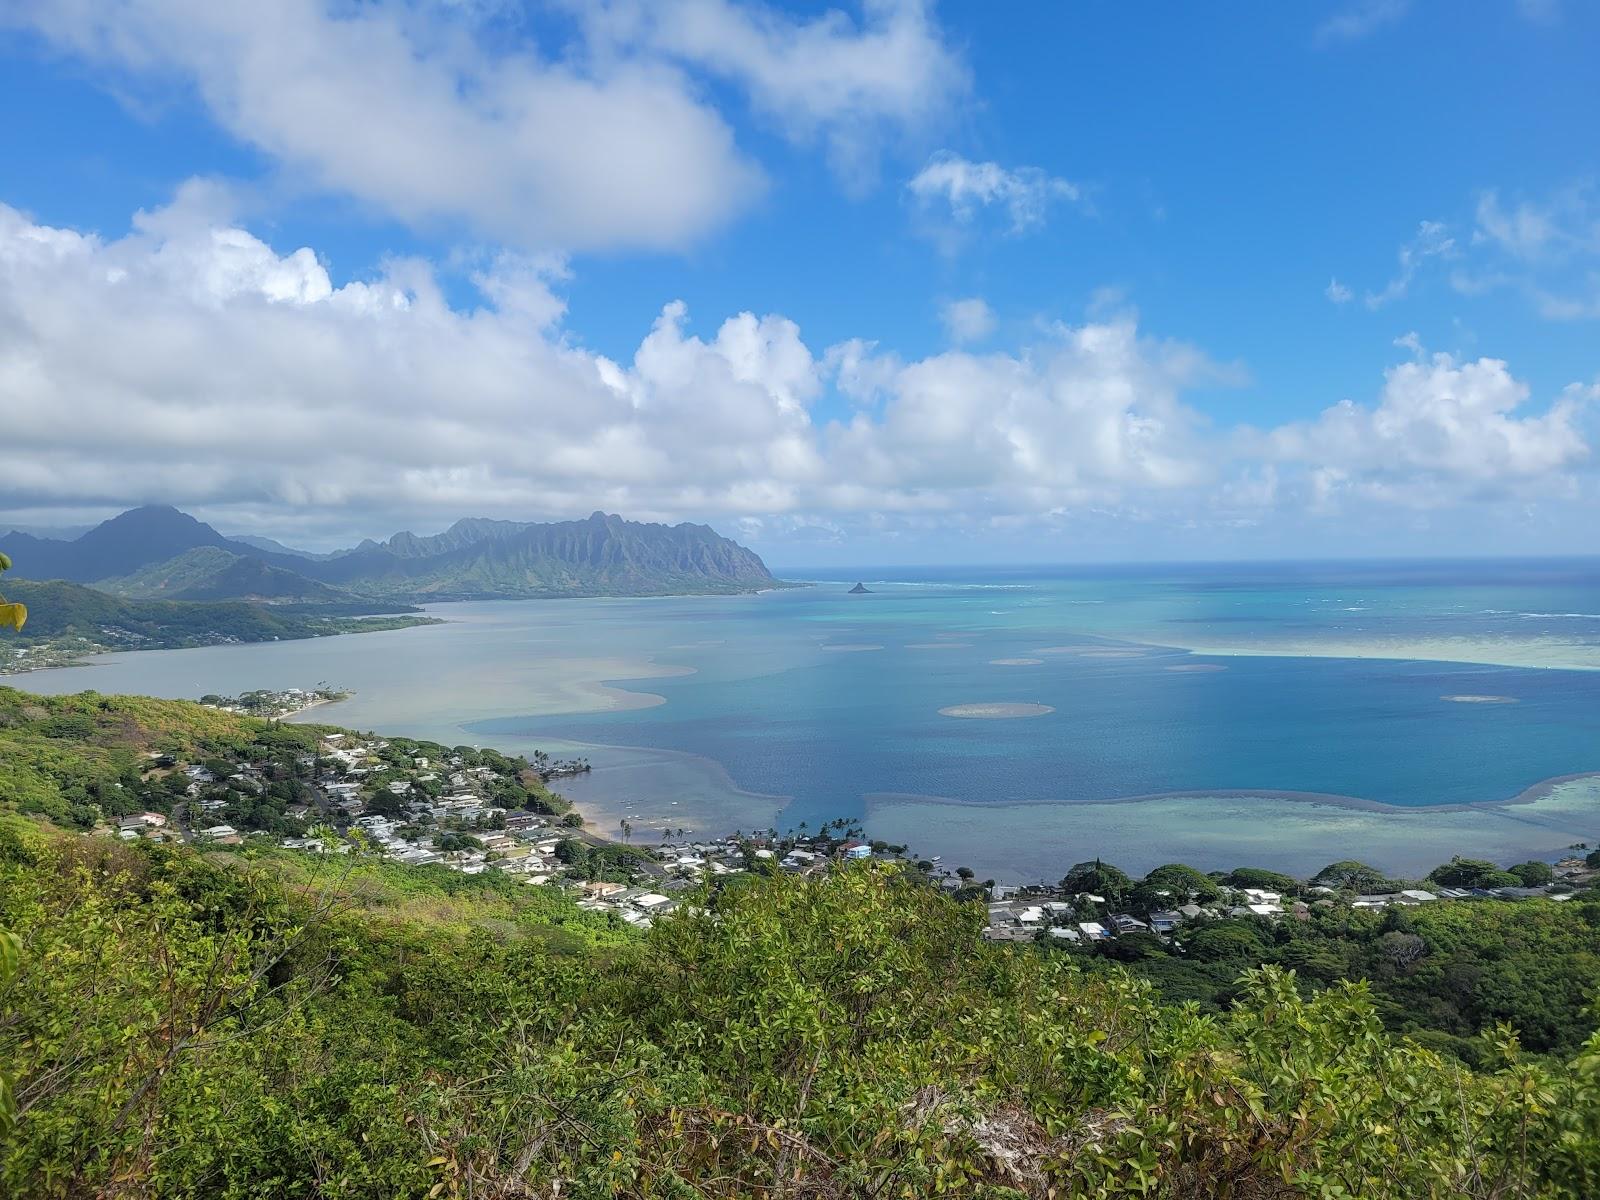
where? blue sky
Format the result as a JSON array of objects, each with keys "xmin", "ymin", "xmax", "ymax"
[{"xmin": 2, "ymin": 1, "xmax": 1597, "ymax": 564}]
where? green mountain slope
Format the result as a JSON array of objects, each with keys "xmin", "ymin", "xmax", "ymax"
[
  {"xmin": 97, "ymin": 546, "xmax": 344, "ymax": 602},
  {"xmin": 307, "ymin": 511, "xmax": 777, "ymax": 598}
]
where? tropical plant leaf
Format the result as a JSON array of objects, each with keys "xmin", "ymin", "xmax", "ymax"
[{"xmin": 0, "ymin": 601, "xmax": 26, "ymax": 632}]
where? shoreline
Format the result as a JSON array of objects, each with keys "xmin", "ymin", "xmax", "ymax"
[
  {"xmin": 490, "ymin": 732, "xmax": 791, "ymax": 845},
  {"xmin": 271, "ymin": 694, "xmax": 345, "ymax": 720}
]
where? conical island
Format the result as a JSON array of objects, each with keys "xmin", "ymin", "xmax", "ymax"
[{"xmin": 848, "ymin": 582, "xmax": 871, "ymax": 594}]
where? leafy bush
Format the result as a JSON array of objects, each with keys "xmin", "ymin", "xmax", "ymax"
[{"xmin": 2, "ymin": 836, "xmax": 1598, "ymax": 1198}]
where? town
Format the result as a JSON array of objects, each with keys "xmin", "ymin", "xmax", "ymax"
[{"xmin": 106, "ymin": 712, "xmax": 1600, "ymax": 936}]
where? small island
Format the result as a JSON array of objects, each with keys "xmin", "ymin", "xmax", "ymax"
[{"xmin": 848, "ymin": 582, "xmax": 871, "ymax": 594}]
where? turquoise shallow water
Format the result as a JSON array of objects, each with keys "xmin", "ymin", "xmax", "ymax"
[{"xmin": 13, "ymin": 560, "xmax": 1600, "ymax": 877}]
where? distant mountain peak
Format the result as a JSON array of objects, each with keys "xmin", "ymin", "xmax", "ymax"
[{"xmin": 91, "ymin": 504, "xmax": 200, "ymax": 530}]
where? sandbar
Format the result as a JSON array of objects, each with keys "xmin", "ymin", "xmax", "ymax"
[
  {"xmin": 989, "ymin": 657, "xmax": 1044, "ymax": 666},
  {"xmin": 1036, "ymin": 645, "xmax": 1146, "ymax": 658},
  {"xmin": 1166, "ymin": 634, "xmax": 1600, "ymax": 672},
  {"xmin": 864, "ymin": 772, "xmax": 1600, "ymax": 879},
  {"xmin": 1442, "ymin": 694, "xmax": 1519, "ymax": 704},
  {"xmin": 938, "ymin": 702, "xmax": 1054, "ymax": 719}
]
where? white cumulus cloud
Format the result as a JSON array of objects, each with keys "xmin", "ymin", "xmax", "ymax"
[
  {"xmin": 570, "ymin": 0, "xmax": 968, "ymax": 182},
  {"xmin": 2, "ymin": 0, "xmax": 966, "ymax": 252},
  {"xmin": 1264, "ymin": 350, "xmax": 1591, "ymax": 505},
  {"xmin": 0, "ymin": 196, "xmax": 1591, "ymax": 548}
]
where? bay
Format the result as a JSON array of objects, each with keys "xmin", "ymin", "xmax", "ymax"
[{"xmin": 12, "ymin": 559, "xmax": 1600, "ymax": 878}]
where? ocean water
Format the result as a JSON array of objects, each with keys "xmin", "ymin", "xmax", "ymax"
[{"xmin": 12, "ymin": 560, "xmax": 1600, "ymax": 878}]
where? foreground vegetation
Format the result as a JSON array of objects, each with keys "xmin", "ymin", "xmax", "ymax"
[
  {"xmin": 1, "ymin": 688, "xmax": 1598, "ymax": 1195},
  {"xmin": 1038, "ymin": 859, "xmax": 1600, "ymax": 1060},
  {"xmin": 1, "ymin": 822, "xmax": 1597, "ymax": 1198}
]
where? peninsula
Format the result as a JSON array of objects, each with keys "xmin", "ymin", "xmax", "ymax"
[{"xmin": 0, "ymin": 579, "xmax": 440, "ymax": 673}]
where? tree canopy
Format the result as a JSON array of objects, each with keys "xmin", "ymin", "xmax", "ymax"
[
  {"xmin": 1429, "ymin": 856, "xmax": 1526, "ymax": 889},
  {"xmin": 1059, "ymin": 858, "xmax": 1131, "ymax": 901},
  {"xmin": 1312, "ymin": 859, "xmax": 1398, "ymax": 892}
]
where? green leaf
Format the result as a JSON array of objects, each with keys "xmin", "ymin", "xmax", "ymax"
[{"xmin": 0, "ymin": 929, "xmax": 18, "ymax": 984}]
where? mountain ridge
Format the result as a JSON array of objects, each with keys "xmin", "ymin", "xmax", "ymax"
[{"xmin": 0, "ymin": 505, "xmax": 780, "ymax": 601}]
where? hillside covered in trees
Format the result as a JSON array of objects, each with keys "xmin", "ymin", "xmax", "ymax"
[
  {"xmin": 0, "ymin": 579, "xmax": 439, "ymax": 671},
  {"xmin": 0, "ymin": 690, "xmax": 1596, "ymax": 1195}
]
